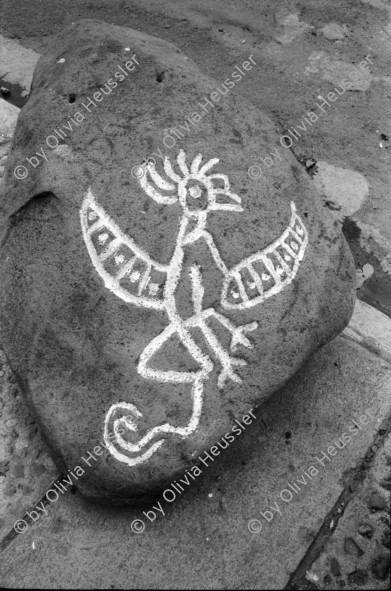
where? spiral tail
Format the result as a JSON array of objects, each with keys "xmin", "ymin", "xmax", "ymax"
[{"xmin": 104, "ymin": 377, "xmax": 204, "ymax": 467}]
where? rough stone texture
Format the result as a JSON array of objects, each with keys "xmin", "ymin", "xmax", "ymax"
[
  {"xmin": 308, "ymin": 433, "xmax": 391, "ymax": 590},
  {"xmin": 0, "ymin": 347, "xmax": 59, "ymax": 539},
  {"xmin": 305, "ymin": 51, "xmax": 372, "ymax": 91},
  {"xmin": 0, "ymin": 336, "xmax": 389, "ymax": 589},
  {"xmin": 0, "ymin": 20, "xmax": 356, "ymax": 502}
]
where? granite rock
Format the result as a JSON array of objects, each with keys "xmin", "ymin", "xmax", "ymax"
[{"xmin": 0, "ymin": 20, "xmax": 356, "ymax": 502}]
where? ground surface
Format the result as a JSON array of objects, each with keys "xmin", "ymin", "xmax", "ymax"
[{"xmin": 0, "ymin": 0, "xmax": 390, "ymax": 589}]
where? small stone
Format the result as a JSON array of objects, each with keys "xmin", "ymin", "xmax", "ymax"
[
  {"xmin": 371, "ymin": 555, "xmax": 390, "ymax": 580},
  {"xmin": 305, "ymin": 158, "xmax": 316, "ymax": 169},
  {"xmin": 0, "ymin": 87, "xmax": 10, "ymax": 96},
  {"xmin": 305, "ymin": 571, "xmax": 319, "ymax": 583},
  {"xmin": 358, "ymin": 523, "xmax": 374, "ymax": 539},
  {"xmin": 347, "ymin": 570, "xmax": 368, "ymax": 586},
  {"xmin": 31, "ymin": 463, "xmax": 46, "ymax": 477},
  {"xmin": 323, "ymin": 574, "xmax": 332, "ymax": 585},
  {"xmin": 379, "ymin": 475, "xmax": 391, "ymax": 491},
  {"xmin": 13, "ymin": 463, "xmax": 25, "ymax": 478},
  {"xmin": 5, "ymin": 418, "xmax": 18, "ymax": 428},
  {"xmin": 275, "ymin": 13, "xmax": 312, "ymax": 45},
  {"xmin": 368, "ymin": 491, "xmax": 387, "ymax": 512},
  {"xmin": 382, "ymin": 530, "xmax": 390, "ymax": 548},
  {"xmin": 320, "ymin": 23, "xmax": 346, "ymax": 41},
  {"xmin": 330, "ymin": 557, "xmax": 341, "ymax": 576},
  {"xmin": 0, "ymin": 459, "xmax": 10, "ymax": 475},
  {"xmin": 344, "ymin": 536, "xmax": 364, "ymax": 557}
]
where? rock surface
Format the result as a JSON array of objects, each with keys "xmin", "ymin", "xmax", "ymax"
[{"xmin": 0, "ymin": 20, "xmax": 356, "ymax": 502}]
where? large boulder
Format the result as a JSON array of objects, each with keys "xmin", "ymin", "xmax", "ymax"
[{"xmin": 0, "ymin": 20, "xmax": 356, "ymax": 503}]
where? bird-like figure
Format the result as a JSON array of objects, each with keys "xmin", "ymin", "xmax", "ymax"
[{"xmin": 80, "ymin": 149, "xmax": 308, "ymax": 467}]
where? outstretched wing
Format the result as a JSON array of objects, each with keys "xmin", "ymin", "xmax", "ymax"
[
  {"xmin": 221, "ymin": 201, "xmax": 308, "ymax": 310},
  {"xmin": 80, "ymin": 189, "xmax": 168, "ymax": 310}
]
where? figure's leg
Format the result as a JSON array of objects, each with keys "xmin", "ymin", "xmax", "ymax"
[
  {"xmin": 104, "ymin": 321, "xmax": 213, "ymax": 467},
  {"xmin": 212, "ymin": 312, "xmax": 258, "ymax": 352},
  {"xmin": 187, "ymin": 263, "xmax": 258, "ymax": 388},
  {"xmin": 196, "ymin": 315, "xmax": 246, "ymax": 388}
]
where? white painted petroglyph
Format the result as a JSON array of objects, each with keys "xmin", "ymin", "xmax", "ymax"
[{"xmin": 80, "ymin": 149, "xmax": 308, "ymax": 467}]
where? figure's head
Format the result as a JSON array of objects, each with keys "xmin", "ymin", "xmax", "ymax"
[{"xmin": 140, "ymin": 149, "xmax": 243, "ymax": 219}]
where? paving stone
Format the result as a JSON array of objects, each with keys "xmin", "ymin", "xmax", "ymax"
[
  {"xmin": 307, "ymin": 433, "xmax": 391, "ymax": 590},
  {"xmin": 0, "ymin": 348, "xmax": 59, "ymax": 540},
  {"xmin": 0, "ymin": 335, "xmax": 389, "ymax": 589},
  {"xmin": 343, "ymin": 299, "xmax": 391, "ymax": 365}
]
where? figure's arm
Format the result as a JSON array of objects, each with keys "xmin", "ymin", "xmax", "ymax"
[
  {"xmin": 81, "ymin": 189, "xmax": 168, "ymax": 310},
  {"xmin": 221, "ymin": 201, "xmax": 308, "ymax": 310}
]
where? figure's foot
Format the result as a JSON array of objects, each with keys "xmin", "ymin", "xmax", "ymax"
[
  {"xmin": 218, "ymin": 356, "xmax": 247, "ymax": 389},
  {"xmin": 230, "ymin": 321, "xmax": 258, "ymax": 352}
]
